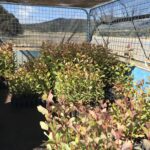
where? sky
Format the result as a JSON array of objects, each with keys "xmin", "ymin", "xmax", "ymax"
[
  {"xmin": 1, "ymin": 0, "xmax": 150, "ymax": 24},
  {"xmin": 1, "ymin": 3, "xmax": 88, "ymax": 24}
]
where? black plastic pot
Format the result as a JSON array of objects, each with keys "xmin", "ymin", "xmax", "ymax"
[
  {"xmin": 11, "ymin": 94, "xmax": 46, "ymax": 108},
  {"xmin": 0, "ymin": 76, "xmax": 8, "ymax": 90}
]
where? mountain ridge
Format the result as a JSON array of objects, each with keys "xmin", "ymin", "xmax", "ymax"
[{"xmin": 23, "ymin": 18, "xmax": 87, "ymax": 33}]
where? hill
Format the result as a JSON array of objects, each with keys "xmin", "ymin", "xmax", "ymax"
[
  {"xmin": 23, "ymin": 18, "xmax": 87, "ymax": 33},
  {"xmin": 22, "ymin": 18, "xmax": 87, "ymax": 32},
  {"xmin": 0, "ymin": 5, "xmax": 23, "ymax": 36}
]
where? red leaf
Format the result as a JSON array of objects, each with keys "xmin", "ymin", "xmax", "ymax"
[
  {"xmin": 47, "ymin": 90, "xmax": 53, "ymax": 102},
  {"xmin": 121, "ymin": 141, "xmax": 133, "ymax": 150}
]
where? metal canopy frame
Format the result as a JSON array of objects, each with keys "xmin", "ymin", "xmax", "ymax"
[{"xmin": 3, "ymin": 0, "xmax": 111, "ymax": 8}]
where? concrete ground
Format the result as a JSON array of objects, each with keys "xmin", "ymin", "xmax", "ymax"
[{"xmin": 0, "ymin": 89, "xmax": 46, "ymax": 150}]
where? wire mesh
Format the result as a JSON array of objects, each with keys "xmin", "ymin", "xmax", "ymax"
[
  {"xmin": 90, "ymin": 0, "xmax": 150, "ymax": 64},
  {"xmin": 0, "ymin": 2, "xmax": 88, "ymax": 48},
  {"xmin": 1, "ymin": 0, "xmax": 150, "ymax": 66}
]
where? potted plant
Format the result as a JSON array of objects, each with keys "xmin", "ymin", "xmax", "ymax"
[{"xmin": 8, "ymin": 67, "xmax": 43, "ymax": 108}]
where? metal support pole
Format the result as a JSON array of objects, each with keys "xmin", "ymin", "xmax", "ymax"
[{"xmin": 87, "ymin": 12, "xmax": 91, "ymax": 43}]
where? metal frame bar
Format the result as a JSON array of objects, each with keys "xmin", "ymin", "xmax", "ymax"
[
  {"xmin": 90, "ymin": 0, "xmax": 118, "ymax": 11},
  {"xmin": 0, "ymin": 1, "xmax": 89, "ymax": 14}
]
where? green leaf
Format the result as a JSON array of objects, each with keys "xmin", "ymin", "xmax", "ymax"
[
  {"xmin": 46, "ymin": 144, "xmax": 52, "ymax": 150},
  {"xmin": 61, "ymin": 143, "xmax": 71, "ymax": 150},
  {"xmin": 75, "ymin": 135, "xmax": 80, "ymax": 144},
  {"xmin": 47, "ymin": 72, "xmax": 51, "ymax": 77},
  {"xmin": 37, "ymin": 106, "xmax": 49, "ymax": 116},
  {"xmin": 40, "ymin": 121, "xmax": 49, "ymax": 131}
]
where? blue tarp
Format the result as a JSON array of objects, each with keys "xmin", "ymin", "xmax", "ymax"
[{"xmin": 132, "ymin": 67, "xmax": 150, "ymax": 88}]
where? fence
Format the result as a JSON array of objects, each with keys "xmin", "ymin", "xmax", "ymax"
[
  {"xmin": 0, "ymin": 2, "xmax": 88, "ymax": 47},
  {"xmin": 90, "ymin": 0, "xmax": 150, "ymax": 68},
  {"xmin": 0, "ymin": 0, "xmax": 150, "ymax": 69}
]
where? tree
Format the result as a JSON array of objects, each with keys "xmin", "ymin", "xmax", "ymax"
[{"xmin": 0, "ymin": 5, "xmax": 23, "ymax": 36}]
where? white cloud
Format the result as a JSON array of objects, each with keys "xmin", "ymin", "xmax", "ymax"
[
  {"xmin": 18, "ymin": 6, "xmax": 32, "ymax": 17},
  {"xmin": 17, "ymin": 6, "xmax": 38, "ymax": 24}
]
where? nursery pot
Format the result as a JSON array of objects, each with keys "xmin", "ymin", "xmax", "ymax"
[
  {"xmin": 0, "ymin": 76, "xmax": 8, "ymax": 90},
  {"xmin": 11, "ymin": 93, "xmax": 45, "ymax": 108}
]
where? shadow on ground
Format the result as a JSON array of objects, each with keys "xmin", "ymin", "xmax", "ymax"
[{"xmin": 0, "ymin": 89, "xmax": 46, "ymax": 150}]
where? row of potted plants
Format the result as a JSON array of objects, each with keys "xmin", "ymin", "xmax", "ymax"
[
  {"xmin": 38, "ymin": 82, "xmax": 150, "ymax": 149},
  {"xmin": 0, "ymin": 42, "xmax": 149, "ymax": 149},
  {"xmin": 0, "ymin": 43, "xmax": 131, "ymax": 105}
]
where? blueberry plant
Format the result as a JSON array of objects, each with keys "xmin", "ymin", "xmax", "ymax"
[
  {"xmin": 1, "ymin": 42, "xmax": 149, "ymax": 149},
  {"xmin": 0, "ymin": 43, "xmax": 15, "ymax": 78},
  {"xmin": 38, "ymin": 82, "xmax": 150, "ymax": 150}
]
